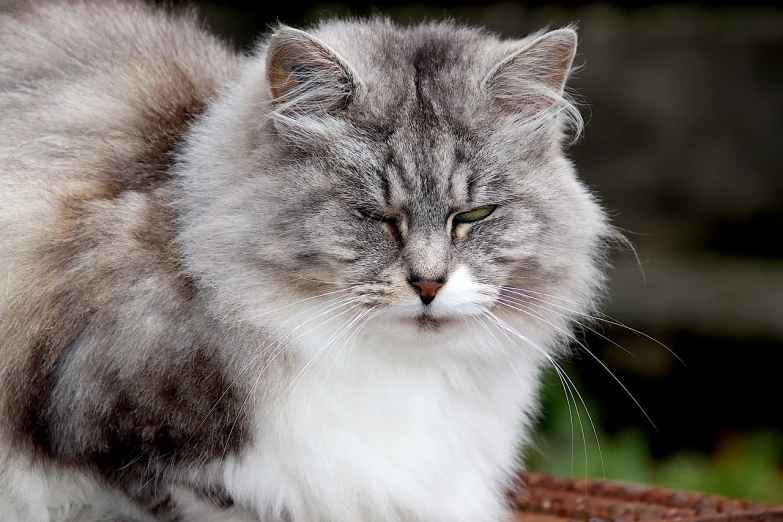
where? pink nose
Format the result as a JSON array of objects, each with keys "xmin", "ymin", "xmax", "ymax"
[{"xmin": 410, "ymin": 280, "xmax": 444, "ymax": 305}]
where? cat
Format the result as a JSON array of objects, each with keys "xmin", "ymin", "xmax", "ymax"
[{"xmin": 0, "ymin": 1, "xmax": 613, "ymax": 521}]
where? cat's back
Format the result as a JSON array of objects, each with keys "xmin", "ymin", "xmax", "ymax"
[
  {"xmin": 0, "ymin": 0, "xmax": 239, "ymax": 146},
  {"xmin": 0, "ymin": 0, "xmax": 240, "ymax": 307}
]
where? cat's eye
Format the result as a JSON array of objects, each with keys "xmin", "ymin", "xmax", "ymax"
[
  {"xmin": 358, "ymin": 208, "xmax": 402, "ymax": 242},
  {"xmin": 358, "ymin": 208, "xmax": 393, "ymax": 223},
  {"xmin": 453, "ymin": 205, "xmax": 497, "ymax": 224}
]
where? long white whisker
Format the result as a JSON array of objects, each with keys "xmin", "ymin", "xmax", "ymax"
[
  {"xmin": 487, "ymin": 310, "xmax": 599, "ymax": 477},
  {"xmin": 475, "ymin": 313, "xmax": 522, "ymax": 382},
  {"xmin": 274, "ymin": 306, "xmax": 364, "ymax": 420},
  {"xmin": 246, "ymin": 294, "xmax": 365, "ymax": 380},
  {"xmin": 497, "ymin": 285, "xmax": 682, "ymax": 364},
  {"xmin": 492, "ymin": 305, "xmax": 577, "ymax": 475},
  {"xmin": 186, "ymin": 293, "xmax": 361, "ymax": 454},
  {"xmin": 249, "ymin": 297, "xmax": 364, "ymax": 394},
  {"xmin": 222, "ymin": 296, "xmax": 366, "ymax": 456},
  {"xmin": 498, "ymin": 294, "xmax": 633, "ymax": 357},
  {"xmin": 346, "ymin": 306, "xmax": 383, "ymax": 370},
  {"xmin": 320, "ymin": 307, "xmax": 377, "ymax": 393},
  {"xmin": 504, "ymin": 292, "xmax": 653, "ymax": 361},
  {"xmin": 305, "ymin": 307, "xmax": 374, "ymax": 409},
  {"xmin": 497, "ymin": 294, "xmax": 657, "ymax": 430},
  {"xmin": 239, "ymin": 286, "xmax": 359, "ymax": 322},
  {"xmin": 261, "ymin": 302, "xmax": 365, "ymax": 425},
  {"xmin": 482, "ymin": 310, "xmax": 605, "ymax": 479},
  {"xmin": 295, "ymin": 277, "xmax": 387, "ymax": 287}
]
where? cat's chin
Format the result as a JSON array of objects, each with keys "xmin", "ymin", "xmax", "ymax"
[
  {"xmin": 412, "ymin": 313, "xmax": 454, "ymax": 330},
  {"xmin": 387, "ymin": 309, "xmax": 473, "ymax": 332}
]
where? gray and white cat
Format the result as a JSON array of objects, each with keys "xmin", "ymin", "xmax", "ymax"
[{"xmin": 0, "ymin": 1, "xmax": 612, "ymax": 521}]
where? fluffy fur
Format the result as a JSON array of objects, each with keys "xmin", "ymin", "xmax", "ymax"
[{"xmin": 0, "ymin": 1, "xmax": 612, "ymax": 521}]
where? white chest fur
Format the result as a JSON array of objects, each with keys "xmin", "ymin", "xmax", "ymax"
[{"xmin": 223, "ymin": 321, "xmax": 543, "ymax": 522}]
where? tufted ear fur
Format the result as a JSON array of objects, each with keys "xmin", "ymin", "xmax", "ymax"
[
  {"xmin": 483, "ymin": 28, "xmax": 577, "ymax": 115},
  {"xmin": 266, "ymin": 26, "xmax": 362, "ymax": 116}
]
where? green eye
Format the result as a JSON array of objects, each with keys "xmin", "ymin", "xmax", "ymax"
[{"xmin": 453, "ymin": 205, "xmax": 497, "ymax": 224}]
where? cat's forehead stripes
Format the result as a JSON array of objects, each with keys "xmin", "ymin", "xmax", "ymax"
[
  {"xmin": 375, "ymin": 35, "xmax": 491, "ymax": 213},
  {"xmin": 315, "ymin": 24, "xmax": 509, "ymax": 217},
  {"xmin": 381, "ymin": 126, "xmax": 476, "ymax": 217}
]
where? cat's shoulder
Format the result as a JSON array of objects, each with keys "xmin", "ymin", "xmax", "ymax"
[{"xmin": 0, "ymin": 0, "xmax": 240, "ymax": 88}]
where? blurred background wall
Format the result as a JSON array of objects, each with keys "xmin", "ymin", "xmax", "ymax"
[{"xmin": 182, "ymin": 0, "xmax": 783, "ymax": 501}]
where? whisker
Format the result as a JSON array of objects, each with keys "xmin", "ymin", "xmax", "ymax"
[
  {"xmin": 294, "ymin": 277, "xmax": 385, "ymax": 287},
  {"xmin": 245, "ymin": 295, "xmax": 365, "ymax": 389},
  {"xmin": 497, "ymin": 285, "xmax": 682, "ymax": 365},
  {"xmin": 492, "ymin": 305, "xmax": 577, "ymax": 474},
  {"xmin": 474, "ymin": 313, "xmax": 522, "ymax": 382},
  {"xmin": 246, "ymin": 293, "xmax": 363, "ymax": 374},
  {"xmin": 190, "ymin": 293, "xmax": 361, "ymax": 445},
  {"xmin": 495, "ymin": 295, "xmax": 657, "ymax": 430},
  {"xmin": 222, "ymin": 296, "xmax": 366, "ymax": 456},
  {"xmin": 483, "ymin": 308, "xmax": 581, "ymax": 476},
  {"xmin": 482, "ymin": 310, "xmax": 605, "ymax": 479},
  {"xmin": 460, "ymin": 315, "xmax": 474, "ymax": 342},
  {"xmin": 310, "ymin": 308, "xmax": 366, "ymax": 392},
  {"xmin": 258, "ymin": 302, "xmax": 366, "ymax": 426},
  {"xmin": 346, "ymin": 306, "xmax": 384, "ymax": 371},
  {"xmin": 497, "ymin": 294, "xmax": 633, "ymax": 357},
  {"xmin": 319, "ymin": 306, "xmax": 378, "ymax": 393},
  {"xmin": 305, "ymin": 308, "xmax": 371, "ymax": 409},
  {"xmin": 273, "ymin": 308, "xmax": 365, "ymax": 420},
  {"xmin": 239, "ymin": 286, "xmax": 359, "ymax": 322}
]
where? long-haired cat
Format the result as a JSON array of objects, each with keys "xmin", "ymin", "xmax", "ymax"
[{"xmin": 0, "ymin": 1, "xmax": 612, "ymax": 520}]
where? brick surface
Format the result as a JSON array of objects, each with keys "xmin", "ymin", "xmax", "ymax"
[{"xmin": 510, "ymin": 473, "xmax": 783, "ymax": 522}]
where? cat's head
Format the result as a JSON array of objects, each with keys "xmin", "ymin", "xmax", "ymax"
[{"xmin": 177, "ymin": 19, "xmax": 612, "ymax": 351}]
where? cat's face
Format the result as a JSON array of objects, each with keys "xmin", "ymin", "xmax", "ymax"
[
  {"xmin": 238, "ymin": 22, "xmax": 609, "ymax": 333},
  {"xmin": 178, "ymin": 20, "xmax": 610, "ymax": 342},
  {"xmin": 261, "ymin": 118, "xmax": 555, "ymax": 331}
]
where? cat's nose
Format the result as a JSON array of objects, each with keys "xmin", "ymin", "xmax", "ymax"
[{"xmin": 409, "ymin": 280, "xmax": 445, "ymax": 305}]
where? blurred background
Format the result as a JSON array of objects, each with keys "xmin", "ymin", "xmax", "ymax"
[{"xmin": 175, "ymin": 0, "xmax": 783, "ymax": 503}]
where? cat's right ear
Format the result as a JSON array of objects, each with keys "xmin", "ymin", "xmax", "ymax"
[{"xmin": 266, "ymin": 26, "xmax": 363, "ymax": 116}]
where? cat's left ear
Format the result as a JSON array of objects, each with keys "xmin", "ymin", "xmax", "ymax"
[
  {"xmin": 483, "ymin": 28, "xmax": 577, "ymax": 113},
  {"xmin": 266, "ymin": 26, "xmax": 363, "ymax": 115}
]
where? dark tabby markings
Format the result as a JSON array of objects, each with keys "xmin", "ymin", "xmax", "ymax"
[
  {"xmin": 16, "ymin": 333, "xmax": 82, "ymax": 462},
  {"xmin": 411, "ymin": 37, "xmax": 459, "ymax": 111},
  {"xmin": 186, "ymin": 483, "xmax": 236, "ymax": 510},
  {"xmin": 108, "ymin": 63, "xmax": 206, "ymax": 198}
]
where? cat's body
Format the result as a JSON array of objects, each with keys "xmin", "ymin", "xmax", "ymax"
[{"xmin": 0, "ymin": 1, "xmax": 611, "ymax": 521}]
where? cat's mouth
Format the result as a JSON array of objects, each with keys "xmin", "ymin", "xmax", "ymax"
[{"xmin": 413, "ymin": 313, "xmax": 452, "ymax": 330}]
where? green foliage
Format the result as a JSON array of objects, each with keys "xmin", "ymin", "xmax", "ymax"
[{"xmin": 525, "ymin": 369, "xmax": 783, "ymax": 504}]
